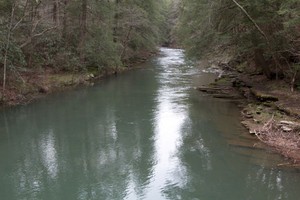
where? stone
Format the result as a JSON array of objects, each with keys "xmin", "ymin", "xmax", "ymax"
[
  {"xmin": 281, "ymin": 126, "xmax": 292, "ymax": 132},
  {"xmin": 39, "ymin": 86, "xmax": 49, "ymax": 93}
]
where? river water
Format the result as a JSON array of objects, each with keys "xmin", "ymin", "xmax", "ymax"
[{"xmin": 1, "ymin": 48, "xmax": 300, "ymax": 200}]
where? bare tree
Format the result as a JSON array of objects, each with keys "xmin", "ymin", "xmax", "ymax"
[
  {"xmin": 79, "ymin": 0, "xmax": 88, "ymax": 62},
  {"xmin": 2, "ymin": 3, "xmax": 16, "ymax": 98}
]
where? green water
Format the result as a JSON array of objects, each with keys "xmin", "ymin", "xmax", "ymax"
[{"xmin": 1, "ymin": 48, "xmax": 300, "ymax": 200}]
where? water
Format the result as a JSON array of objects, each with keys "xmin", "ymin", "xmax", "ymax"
[{"xmin": 1, "ymin": 48, "xmax": 300, "ymax": 200}]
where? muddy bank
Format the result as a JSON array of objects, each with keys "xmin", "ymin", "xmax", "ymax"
[
  {"xmin": 0, "ymin": 68, "xmax": 119, "ymax": 107},
  {"xmin": 197, "ymin": 59, "xmax": 300, "ymax": 165}
]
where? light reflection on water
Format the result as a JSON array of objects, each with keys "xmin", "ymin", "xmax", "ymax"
[
  {"xmin": 144, "ymin": 48, "xmax": 190, "ymax": 199},
  {"xmin": 40, "ymin": 129, "xmax": 58, "ymax": 179},
  {"xmin": 1, "ymin": 48, "xmax": 300, "ymax": 200}
]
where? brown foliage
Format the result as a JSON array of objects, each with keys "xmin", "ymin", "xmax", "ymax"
[{"xmin": 255, "ymin": 118, "xmax": 300, "ymax": 163}]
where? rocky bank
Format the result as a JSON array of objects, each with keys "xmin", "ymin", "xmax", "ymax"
[{"xmin": 197, "ymin": 58, "xmax": 300, "ymax": 166}]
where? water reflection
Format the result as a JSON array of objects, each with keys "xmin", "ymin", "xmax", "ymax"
[
  {"xmin": 40, "ymin": 130, "xmax": 58, "ymax": 179},
  {"xmin": 1, "ymin": 48, "xmax": 300, "ymax": 200},
  {"xmin": 142, "ymin": 48, "xmax": 192, "ymax": 199}
]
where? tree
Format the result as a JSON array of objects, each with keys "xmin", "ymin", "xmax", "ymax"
[
  {"xmin": 1, "ymin": 0, "xmax": 27, "ymax": 98},
  {"xmin": 0, "ymin": 0, "xmax": 168, "ymax": 95},
  {"xmin": 175, "ymin": 0, "xmax": 300, "ymax": 82}
]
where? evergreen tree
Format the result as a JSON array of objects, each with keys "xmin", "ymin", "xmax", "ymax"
[
  {"xmin": 176, "ymin": 0, "xmax": 300, "ymax": 80},
  {"xmin": 0, "ymin": 0, "xmax": 169, "ymax": 92}
]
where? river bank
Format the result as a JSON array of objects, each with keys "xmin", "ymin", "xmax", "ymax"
[
  {"xmin": 197, "ymin": 55, "xmax": 300, "ymax": 165},
  {"xmin": 0, "ymin": 52, "xmax": 155, "ymax": 107},
  {"xmin": 0, "ymin": 53, "xmax": 159, "ymax": 107},
  {"xmin": 0, "ymin": 67, "xmax": 119, "ymax": 106},
  {"xmin": 3, "ymin": 47, "xmax": 300, "ymax": 199}
]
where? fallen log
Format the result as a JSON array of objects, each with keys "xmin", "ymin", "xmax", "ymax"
[{"xmin": 250, "ymin": 89, "xmax": 278, "ymax": 101}]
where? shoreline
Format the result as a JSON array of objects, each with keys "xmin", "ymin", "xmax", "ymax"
[
  {"xmin": 0, "ymin": 67, "xmax": 124, "ymax": 108},
  {"xmin": 197, "ymin": 59, "xmax": 300, "ymax": 166},
  {"xmin": 0, "ymin": 68, "xmax": 120, "ymax": 108},
  {"xmin": 0, "ymin": 52, "xmax": 155, "ymax": 108},
  {"xmin": 3, "ymin": 48, "xmax": 300, "ymax": 165}
]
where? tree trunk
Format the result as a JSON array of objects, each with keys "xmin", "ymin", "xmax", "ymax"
[
  {"xmin": 53, "ymin": 0, "xmax": 60, "ymax": 25},
  {"xmin": 79, "ymin": 0, "xmax": 88, "ymax": 62},
  {"xmin": 62, "ymin": 0, "xmax": 68, "ymax": 40},
  {"xmin": 113, "ymin": 0, "xmax": 120, "ymax": 43},
  {"xmin": 2, "ymin": 4, "xmax": 16, "ymax": 98},
  {"xmin": 121, "ymin": 26, "xmax": 132, "ymax": 61},
  {"xmin": 254, "ymin": 48, "xmax": 272, "ymax": 79}
]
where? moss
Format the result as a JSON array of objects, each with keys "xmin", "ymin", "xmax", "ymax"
[
  {"xmin": 48, "ymin": 74, "xmax": 82, "ymax": 87},
  {"xmin": 236, "ymin": 62, "xmax": 247, "ymax": 73},
  {"xmin": 251, "ymin": 89, "xmax": 278, "ymax": 101},
  {"xmin": 214, "ymin": 77, "xmax": 232, "ymax": 86}
]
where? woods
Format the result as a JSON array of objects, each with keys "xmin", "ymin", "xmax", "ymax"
[
  {"xmin": 0, "ymin": 0, "xmax": 169, "ymax": 99},
  {"xmin": 173, "ymin": 0, "xmax": 300, "ymax": 163},
  {"xmin": 1, "ymin": 0, "xmax": 300, "ymax": 102},
  {"xmin": 175, "ymin": 0, "xmax": 300, "ymax": 86},
  {"xmin": 2, "ymin": 1, "xmax": 300, "ymax": 196}
]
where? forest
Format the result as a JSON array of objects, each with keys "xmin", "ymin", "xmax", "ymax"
[
  {"xmin": 0, "ymin": 0, "xmax": 170, "ymax": 103},
  {"xmin": 0, "ymin": 0, "xmax": 299, "ymax": 103},
  {"xmin": 1, "ymin": 1, "xmax": 300, "ymax": 197},
  {"xmin": 173, "ymin": 0, "xmax": 300, "ymax": 162},
  {"xmin": 175, "ymin": 0, "xmax": 300, "ymax": 85}
]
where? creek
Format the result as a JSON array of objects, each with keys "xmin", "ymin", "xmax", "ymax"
[{"xmin": 0, "ymin": 48, "xmax": 300, "ymax": 200}]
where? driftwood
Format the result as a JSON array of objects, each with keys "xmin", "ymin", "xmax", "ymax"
[{"xmin": 255, "ymin": 117, "xmax": 300, "ymax": 163}]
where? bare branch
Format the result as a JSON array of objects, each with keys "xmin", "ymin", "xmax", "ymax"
[
  {"xmin": 33, "ymin": 26, "xmax": 57, "ymax": 37},
  {"xmin": 231, "ymin": 0, "xmax": 269, "ymax": 42},
  {"xmin": 12, "ymin": 0, "xmax": 29, "ymax": 31},
  {"xmin": 20, "ymin": 26, "xmax": 57, "ymax": 48}
]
